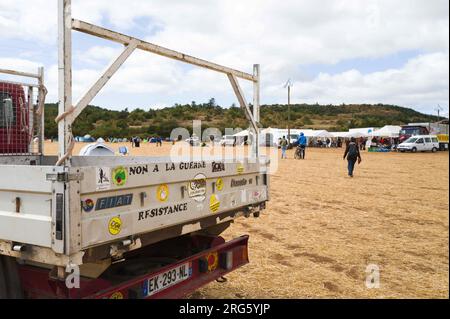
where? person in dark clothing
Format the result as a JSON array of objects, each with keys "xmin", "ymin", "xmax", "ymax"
[
  {"xmin": 359, "ymin": 137, "xmax": 365, "ymax": 151},
  {"xmin": 135, "ymin": 136, "xmax": 141, "ymax": 148},
  {"xmin": 343, "ymin": 137, "xmax": 362, "ymax": 177}
]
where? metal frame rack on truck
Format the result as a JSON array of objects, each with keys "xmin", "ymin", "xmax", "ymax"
[{"xmin": 0, "ymin": 0, "xmax": 269, "ymax": 299}]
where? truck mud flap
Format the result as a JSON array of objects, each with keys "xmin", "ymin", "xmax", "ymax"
[{"xmin": 0, "ymin": 256, "xmax": 24, "ymax": 299}]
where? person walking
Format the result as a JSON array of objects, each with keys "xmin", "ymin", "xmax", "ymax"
[
  {"xmin": 343, "ymin": 137, "xmax": 362, "ymax": 177},
  {"xmin": 298, "ymin": 132, "xmax": 307, "ymax": 159},
  {"xmin": 280, "ymin": 136, "xmax": 288, "ymax": 159},
  {"xmin": 359, "ymin": 137, "xmax": 365, "ymax": 151}
]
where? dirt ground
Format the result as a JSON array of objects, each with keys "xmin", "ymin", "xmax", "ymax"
[{"xmin": 45, "ymin": 141, "xmax": 449, "ymax": 298}]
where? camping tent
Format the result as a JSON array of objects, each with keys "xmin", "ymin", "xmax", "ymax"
[
  {"xmin": 79, "ymin": 142, "xmax": 115, "ymax": 156},
  {"xmin": 372, "ymin": 125, "xmax": 402, "ymax": 137}
]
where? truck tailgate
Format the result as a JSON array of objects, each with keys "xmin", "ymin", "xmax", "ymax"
[{"xmin": 73, "ymin": 157, "xmax": 269, "ymax": 249}]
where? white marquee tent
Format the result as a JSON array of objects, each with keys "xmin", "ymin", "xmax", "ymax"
[
  {"xmin": 233, "ymin": 130, "xmax": 252, "ymax": 137},
  {"xmin": 331, "ymin": 132, "xmax": 351, "ymax": 138},
  {"xmin": 330, "ymin": 131, "xmax": 368, "ymax": 138},
  {"xmin": 345, "ymin": 131, "xmax": 369, "ymax": 138},
  {"xmin": 372, "ymin": 125, "xmax": 402, "ymax": 137},
  {"xmin": 310, "ymin": 130, "xmax": 334, "ymax": 138}
]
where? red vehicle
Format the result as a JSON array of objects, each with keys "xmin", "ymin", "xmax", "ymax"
[
  {"xmin": 399, "ymin": 125, "xmax": 430, "ymax": 143},
  {"xmin": 0, "ymin": 82, "xmax": 30, "ymax": 154},
  {"xmin": 10, "ymin": 234, "xmax": 250, "ymax": 299}
]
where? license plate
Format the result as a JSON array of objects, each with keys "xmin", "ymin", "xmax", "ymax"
[{"xmin": 144, "ymin": 262, "xmax": 192, "ymax": 297}]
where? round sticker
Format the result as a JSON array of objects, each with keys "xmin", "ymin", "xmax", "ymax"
[
  {"xmin": 157, "ymin": 184, "xmax": 170, "ymax": 202},
  {"xmin": 210, "ymin": 194, "xmax": 220, "ymax": 213},
  {"xmin": 237, "ymin": 163, "xmax": 244, "ymax": 175},
  {"xmin": 110, "ymin": 292, "xmax": 124, "ymax": 299},
  {"xmin": 188, "ymin": 174, "xmax": 207, "ymax": 202},
  {"xmin": 216, "ymin": 178, "xmax": 224, "ymax": 192},
  {"xmin": 108, "ymin": 217, "xmax": 122, "ymax": 235},
  {"xmin": 206, "ymin": 252, "xmax": 219, "ymax": 272},
  {"xmin": 82, "ymin": 199, "xmax": 95, "ymax": 212},
  {"xmin": 112, "ymin": 166, "xmax": 128, "ymax": 186}
]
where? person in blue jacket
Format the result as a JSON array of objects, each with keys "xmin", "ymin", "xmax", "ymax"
[{"xmin": 297, "ymin": 132, "xmax": 307, "ymax": 159}]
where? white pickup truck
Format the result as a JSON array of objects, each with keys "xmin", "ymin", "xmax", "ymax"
[{"xmin": 0, "ymin": 0, "xmax": 267, "ymax": 299}]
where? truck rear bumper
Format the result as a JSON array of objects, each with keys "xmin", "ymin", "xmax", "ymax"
[{"xmin": 18, "ymin": 235, "xmax": 249, "ymax": 299}]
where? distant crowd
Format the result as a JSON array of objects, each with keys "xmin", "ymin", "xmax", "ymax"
[{"xmin": 131, "ymin": 136, "xmax": 164, "ymax": 148}]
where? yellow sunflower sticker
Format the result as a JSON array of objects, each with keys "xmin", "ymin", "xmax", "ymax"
[
  {"xmin": 112, "ymin": 166, "xmax": 128, "ymax": 186},
  {"xmin": 210, "ymin": 194, "xmax": 220, "ymax": 213},
  {"xmin": 108, "ymin": 217, "xmax": 122, "ymax": 236},
  {"xmin": 157, "ymin": 184, "xmax": 170, "ymax": 202},
  {"xmin": 237, "ymin": 163, "xmax": 244, "ymax": 175}
]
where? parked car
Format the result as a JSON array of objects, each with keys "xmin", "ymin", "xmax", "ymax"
[
  {"xmin": 397, "ymin": 135, "xmax": 440, "ymax": 153},
  {"xmin": 220, "ymin": 135, "xmax": 237, "ymax": 147},
  {"xmin": 186, "ymin": 136, "xmax": 200, "ymax": 146}
]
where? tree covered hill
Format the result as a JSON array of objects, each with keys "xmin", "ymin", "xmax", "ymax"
[{"xmin": 43, "ymin": 100, "xmax": 439, "ymax": 138}]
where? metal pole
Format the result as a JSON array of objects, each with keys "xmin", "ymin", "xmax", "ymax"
[
  {"xmin": 287, "ymin": 85, "xmax": 291, "ymax": 147},
  {"xmin": 253, "ymin": 64, "xmax": 260, "ymax": 158},
  {"xmin": 72, "ymin": 19, "xmax": 256, "ymax": 82},
  {"xmin": 58, "ymin": 0, "xmax": 72, "ymax": 162},
  {"xmin": 38, "ymin": 67, "xmax": 45, "ymax": 155},
  {"xmin": 28, "ymin": 86, "xmax": 34, "ymax": 153}
]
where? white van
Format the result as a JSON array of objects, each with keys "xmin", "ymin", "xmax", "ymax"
[
  {"xmin": 220, "ymin": 135, "xmax": 237, "ymax": 147},
  {"xmin": 397, "ymin": 135, "xmax": 440, "ymax": 153}
]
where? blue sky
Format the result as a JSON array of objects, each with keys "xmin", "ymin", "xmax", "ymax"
[{"xmin": 0, "ymin": 0, "xmax": 448, "ymax": 117}]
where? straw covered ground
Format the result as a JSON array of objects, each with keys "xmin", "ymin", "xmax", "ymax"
[{"xmin": 45, "ymin": 141, "xmax": 449, "ymax": 298}]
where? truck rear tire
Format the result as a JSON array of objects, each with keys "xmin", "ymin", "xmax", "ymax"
[
  {"xmin": 0, "ymin": 256, "xmax": 24, "ymax": 299},
  {"xmin": 411, "ymin": 147, "xmax": 417, "ymax": 153},
  {"xmin": 432, "ymin": 147, "xmax": 438, "ymax": 153}
]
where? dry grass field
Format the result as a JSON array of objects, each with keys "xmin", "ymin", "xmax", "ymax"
[{"xmin": 45, "ymin": 141, "xmax": 449, "ymax": 298}]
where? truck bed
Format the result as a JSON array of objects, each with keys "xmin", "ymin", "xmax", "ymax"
[{"xmin": 0, "ymin": 155, "xmax": 269, "ymax": 268}]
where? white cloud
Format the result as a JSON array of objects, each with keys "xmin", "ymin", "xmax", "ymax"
[
  {"xmin": 270, "ymin": 52, "xmax": 449, "ymax": 114},
  {"xmin": 0, "ymin": 0, "xmax": 448, "ymax": 114}
]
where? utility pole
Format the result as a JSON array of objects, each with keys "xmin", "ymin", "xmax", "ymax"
[
  {"xmin": 436, "ymin": 104, "xmax": 443, "ymax": 123},
  {"xmin": 284, "ymin": 79, "xmax": 293, "ymax": 147}
]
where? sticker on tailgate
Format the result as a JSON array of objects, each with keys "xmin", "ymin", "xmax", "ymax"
[
  {"xmin": 188, "ymin": 174, "xmax": 207, "ymax": 202},
  {"xmin": 96, "ymin": 167, "xmax": 111, "ymax": 190}
]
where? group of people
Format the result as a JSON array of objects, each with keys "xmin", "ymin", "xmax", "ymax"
[
  {"xmin": 131, "ymin": 136, "xmax": 163, "ymax": 148},
  {"xmin": 279, "ymin": 135, "xmax": 363, "ymax": 178},
  {"xmin": 368, "ymin": 136, "xmax": 399, "ymax": 150},
  {"xmin": 279, "ymin": 133, "xmax": 307, "ymax": 160}
]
